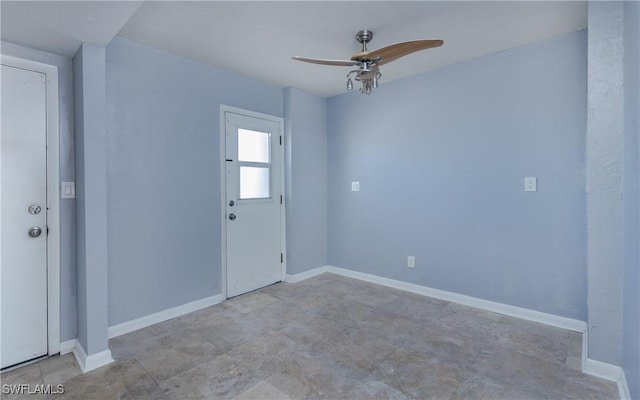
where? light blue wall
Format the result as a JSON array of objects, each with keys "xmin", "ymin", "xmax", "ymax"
[
  {"xmin": 73, "ymin": 43, "xmax": 109, "ymax": 354},
  {"xmin": 327, "ymin": 31, "xmax": 587, "ymax": 320},
  {"xmin": 586, "ymin": 1, "xmax": 625, "ymax": 366},
  {"xmin": 623, "ymin": 1, "xmax": 640, "ymax": 397},
  {"xmin": 105, "ymin": 38, "xmax": 283, "ymax": 326},
  {"xmin": 283, "ymin": 88, "xmax": 328, "ymax": 274},
  {"xmin": 1, "ymin": 41, "xmax": 77, "ymax": 342}
]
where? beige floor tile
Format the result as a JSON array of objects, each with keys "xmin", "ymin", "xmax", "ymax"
[
  {"xmin": 234, "ymin": 380, "xmax": 291, "ymax": 400},
  {"xmin": 226, "ymin": 292, "xmax": 280, "ymax": 314},
  {"xmin": 2, "ymin": 273, "xmax": 619, "ymax": 400},
  {"xmin": 160, "ymin": 353, "xmax": 259, "ymax": 400}
]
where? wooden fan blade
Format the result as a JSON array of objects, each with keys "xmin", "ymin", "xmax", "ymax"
[
  {"xmin": 292, "ymin": 56, "xmax": 360, "ymax": 67},
  {"xmin": 368, "ymin": 40, "xmax": 443, "ymax": 65}
]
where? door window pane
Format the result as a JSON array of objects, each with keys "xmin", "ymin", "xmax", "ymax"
[
  {"xmin": 238, "ymin": 129, "xmax": 270, "ymax": 163},
  {"xmin": 240, "ymin": 166, "xmax": 270, "ymax": 199}
]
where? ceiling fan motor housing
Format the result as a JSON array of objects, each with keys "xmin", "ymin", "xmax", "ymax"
[
  {"xmin": 356, "ymin": 30, "xmax": 374, "ymax": 51},
  {"xmin": 356, "ymin": 30, "xmax": 373, "ymax": 44}
]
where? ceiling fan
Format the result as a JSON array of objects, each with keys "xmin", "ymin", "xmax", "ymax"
[{"xmin": 292, "ymin": 30, "xmax": 443, "ymax": 94}]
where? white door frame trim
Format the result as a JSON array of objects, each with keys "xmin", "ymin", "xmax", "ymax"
[
  {"xmin": 1, "ymin": 54, "xmax": 61, "ymax": 356},
  {"xmin": 219, "ymin": 105, "xmax": 286, "ymax": 300}
]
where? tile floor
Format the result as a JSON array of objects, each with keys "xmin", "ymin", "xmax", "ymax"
[{"xmin": 1, "ymin": 273, "xmax": 619, "ymax": 399}]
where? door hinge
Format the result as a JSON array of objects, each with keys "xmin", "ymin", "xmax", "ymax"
[
  {"xmin": 47, "ymin": 225, "xmax": 49, "ymax": 235},
  {"xmin": 281, "ymin": 253, "xmax": 283, "ymax": 263},
  {"xmin": 280, "ymin": 194, "xmax": 283, "ymax": 204},
  {"xmin": 280, "ymin": 135, "xmax": 282, "ymax": 145}
]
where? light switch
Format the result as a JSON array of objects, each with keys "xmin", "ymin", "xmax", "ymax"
[
  {"xmin": 351, "ymin": 181, "xmax": 360, "ymax": 192},
  {"xmin": 524, "ymin": 177, "xmax": 537, "ymax": 192},
  {"xmin": 61, "ymin": 182, "xmax": 75, "ymax": 199}
]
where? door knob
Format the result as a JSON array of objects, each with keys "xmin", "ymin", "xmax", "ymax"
[
  {"xmin": 228, "ymin": 213, "xmax": 236, "ymax": 221},
  {"xmin": 28, "ymin": 226, "xmax": 42, "ymax": 238}
]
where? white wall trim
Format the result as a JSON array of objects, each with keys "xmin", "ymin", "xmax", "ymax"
[
  {"xmin": 108, "ymin": 294, "xmax": 224, "ymax": 339},
  {"xmin": 59, "ymin": 339, "xmax": 76, "ymax": 355},
  {"xmin": 581, "ymin": 326, "xmax": 589, "ymax": 372},
  {"xmin": 286, "ymin": 265, "xmax": 586, "ymax": 331},
  {"xmin": 62, "ymin": 293, "xmax": 224, "ymax": 372},
  {"xmin": 219, "ymin": 107, "xmax": 229, "ymax": 300},
  {"xmin": 322, "ymin": 265, "xmax": 587, "ymax": 332},
  {"xmin": 580, "ymin": 323, "xmax": 630, "ymax": 399},
  {"xmin": 58, "ymin": 339, "xmax": 113, "ymax": 373},
  {"xmin": 71, "ymin": 263, "xmax": 631, "ymax": 400},
  {"xmin": 74, "ymin": 342, "xmax": 113, "ymax": 373},
  {"xmin": 1, "ymin": 54, "xmax": 61, "ymax": 356},
  {"xmin": 582, "ymin": 356, "xmax": 631, "ymax": 400},
  {"xmin": 618, "ymin": 370, "xmax": 631, "ymax": 400},
  {"xmin": 286, "ymin": 266, "xmax": 631, "ymax": 400},
  {"xmin": 583, "ymin": 358, "xmax": 625, "ymax": 381},
  {"xmin": 583, "ymin": 357, "xmax": 630, "ymax": 400},
  {"xmin": 285, "ymin": 266, "xmax": 328, "ymax": 283}
]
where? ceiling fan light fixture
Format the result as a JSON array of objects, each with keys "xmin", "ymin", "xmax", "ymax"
[{"xmin": 362, "ymin": 81, "xmax": 372, "ymax": 95}]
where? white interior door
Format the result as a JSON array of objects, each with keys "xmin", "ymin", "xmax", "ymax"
[
  {"xmin": 1, "ymin": 64, "xmax": 49, "ymax": 369},
  {"xmin": 224, "ymin": 110, "xmax": 284, "ymax": 297}
]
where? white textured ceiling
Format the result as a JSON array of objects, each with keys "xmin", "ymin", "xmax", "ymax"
[
  {"xmin": 1, "ymin": 1, "xmax": 142, "ymax": 56},
  {"xmin": 1, "ymin": 1, "xmax": 587, "ymax": 97}
]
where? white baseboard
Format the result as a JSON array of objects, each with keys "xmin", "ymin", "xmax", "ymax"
[
  {"xmin": 285, "ymin": 266, "xmax": 329, "ymax": 283},
  {"xmin": 59, "ymin": 339, "xmax": 77, "ymax": 355},
  {"xmin": 288, "ymin": 265, "xmax": 630, "ymax": 399},
  {"xmin": 76, "ymin": 343, "xmax": 113, "ymax": 373},
  {"xmin": 320, "ymin": 265, "xmax": 586, "ymax": 332},
  {"xmin": 59, "ymin": 339, "xmax": 113, "ymax": 373},
  {"xmin": 108, "ymin": 294, "xmax": 224, "ymax": 339},
  {"xmin": 583, "ymin": 357, "xmax": 630, "ymax": 400},
  {"xmin": 581, "ymin": 329, "xmax": 631, "ymax": 399},
  {"xmin": 618, "ymin": 370, "xmax": 631, "ymax": 400},
  {"xmin": 583, "ymin": 358, "xmax": 625, "ymax": 381},
  {"xmin": 58, "ymin": 294, "xmax": 223, "ymax": 373}
]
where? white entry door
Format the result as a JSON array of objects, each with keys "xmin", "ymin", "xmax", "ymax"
[
  {"xmin": 224, "ymin": 110, "xmax": 284, "ymax": 297},
  {"xmin": 1, "ymin": 64, "xmax": 49, "ymax": 368}
]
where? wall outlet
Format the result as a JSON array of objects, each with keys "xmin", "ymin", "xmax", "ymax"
[
  {"xmin": 407, "ymin": 256, "xmax": 415, "ymax": 268},
  {"xmin": 524, "ymin": 177, "xmax": 537, "ymax": 192},
  {"xmin": 351, "ymin": 181, "xmax": 360, "ymax": 192}
]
